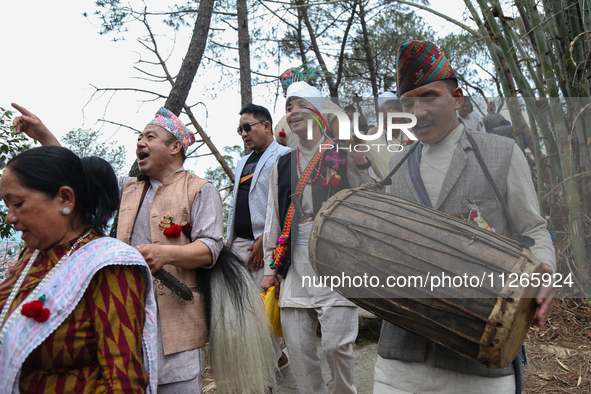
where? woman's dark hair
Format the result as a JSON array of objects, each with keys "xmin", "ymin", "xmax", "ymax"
[{"xmin": 6, "ymin": 146, "xmax": 119, "ymax": 235}]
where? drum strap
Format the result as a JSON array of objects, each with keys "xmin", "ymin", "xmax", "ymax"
[
  {"xmin": 270, "ymin": 139, "xmax": 333, "ymax": 275},
  {"xmin": 464, "ymin": 132, "xmax": 534, "ymax": 249},
  {"xmin": 378, "ymin": 133, "xmax": 534, "ymax": 249},
  {"xmin": 407, "ymin": 144, "xmax": 433, "ymax": 208},
  {"xmin": 378, "ymin": 141, "xmax": 420, "ymax": 187}
]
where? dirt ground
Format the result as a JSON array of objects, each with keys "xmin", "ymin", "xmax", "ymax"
[
  {"xmin": 524, "ymin": 298, "xmax": 591, "ymax": 393},
  {"xmin": 203, "ymin": 298, "xmax": 591, "ymax": 393}
]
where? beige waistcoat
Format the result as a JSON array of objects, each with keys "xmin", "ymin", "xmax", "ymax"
[{"xmin": 117, "ymin": 171, "xmax": 209, "ymax": 355}]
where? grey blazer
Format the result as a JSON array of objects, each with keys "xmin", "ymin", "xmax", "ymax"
[{"xmin": 226, "ymin": 140, "xmax": 290, "ymax": 244}]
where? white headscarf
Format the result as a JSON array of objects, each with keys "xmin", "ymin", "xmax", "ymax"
[
  {"xmin": 378, "ymin": 91, "xmax": 397, "ymax": 110},
  {"xmin": 285, "ymin": 81, "xmax": 323, "ymax": 113}
]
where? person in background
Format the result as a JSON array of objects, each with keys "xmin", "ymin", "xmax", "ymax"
[
  {"xmin": 483, "ymin": 101, "xmax": 511, "ymax": 133},
  {"xmin": 226, "ymin": 103, "xmax": 290, "ymax": 370},
  {"xmin": 458, "ymin": 98, "xmax": 483, "ymax": 132},
  {"xmin": 0, "ymin": 146, "xmax": 157, "ymax": 393},
  {"xmin": 470, "ymin": 105, "xmax": 487, "ymax": 132},
  {"xmin": 344, "ymin": 102, "xmax": 369, "ymax": 134},
  {"xmin": 365, "ymin": 96, "xmax": 413, "ymax": 180},
  {"xmin": 274, "ymin": 116, "xmax": 291, "ymax": 147}
]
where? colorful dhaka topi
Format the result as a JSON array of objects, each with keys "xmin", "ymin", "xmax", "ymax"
[
  {"xmin": 397, "ymin": 40, "xmax": 457, "ymax": 96},
  {"xmin": 147, "ymin": 107, "xmax": 196, "ymax": 151},
  {"xmin": 279, "ymin": 65, "xmax": 325, "ymax": 95}
]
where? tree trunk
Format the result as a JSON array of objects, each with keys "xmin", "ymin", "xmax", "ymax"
[
  {"xmin": 300, "ymin": 1, "xmax": 338, "ymax": 98},
  {"xmin": 295, "ymin": 0, "xmax": 308, "ymax": 65},
  {"xmin": 237, "ymin": 0, "xmax": 252, "ymax": 108},
  {"xmin": 164, "ymin": 0, "xmax": 215, "ymax": 115},
  {"xmin": 358, "ymin": 0, "xmax": 379, "ymax": 114},
  {"xmin": 237, "ymin": 0, "xmax": 252, "ymax": 154}
]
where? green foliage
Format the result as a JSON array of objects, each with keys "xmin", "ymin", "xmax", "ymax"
[
  {"xmin": 437, "ymin": 32, "xmax": 495, "ymax": 99},
  {"xmin": 61, "ymin": 129, "xmax": 127, "ymax": 175},
  {"xmin": 340, "ymin": 6, "xmax": 436, "ymax": 97},
  {"xmin": 0, "ymin": 107, "xmax": 34, "ymax": 239},
  {"xmin": 205, "ymin": 145, "xmax": 242, "ymax": 192}
]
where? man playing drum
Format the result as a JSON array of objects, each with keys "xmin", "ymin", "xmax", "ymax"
[
  {"xmin": 373, "ymin": 40, "xmax": 556, "ymax": 394},
  {"xmin": 261, "ymin": 81, "xmax": 375, "ymax": 394}
]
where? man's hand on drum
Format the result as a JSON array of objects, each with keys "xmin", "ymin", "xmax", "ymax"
[
  {"xmin": 261, "ymin": 275, "xmax": 281, "ymax": 299},
  {"xmin": 533, "ymin": 263, "xmax": 555, "ymax": 327},
  {"xmin": 11, "ymin": 103, "xmax": 61, "ymax": 146}
]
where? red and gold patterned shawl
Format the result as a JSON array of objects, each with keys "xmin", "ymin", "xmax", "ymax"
[{"xmin": 0, "ymin": 230, "xmax": 150, "ymax": 393}]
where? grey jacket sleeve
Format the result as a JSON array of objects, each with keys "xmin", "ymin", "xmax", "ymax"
[{"xmin": 506, "ymin": 145, "xmax": 556, "ymax": 271}]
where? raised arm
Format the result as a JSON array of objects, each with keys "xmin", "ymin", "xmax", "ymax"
[{"xmin": 11, "ymin": 103, "xmax": 61, "ymax": 146}]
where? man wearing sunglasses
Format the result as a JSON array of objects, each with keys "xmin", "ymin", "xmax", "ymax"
[{"xmin": 226, "ymin": 103, "xmax": 291, "ymax": 370}]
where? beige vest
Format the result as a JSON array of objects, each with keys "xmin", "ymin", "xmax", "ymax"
[{"xmin": 117, "ymin": 171, "xmax": 209, "ymax": 355}]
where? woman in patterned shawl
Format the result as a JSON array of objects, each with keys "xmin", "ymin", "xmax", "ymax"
[{"xmin": 0, "ymin": 146, "xmax": 157, "ymax": 393}]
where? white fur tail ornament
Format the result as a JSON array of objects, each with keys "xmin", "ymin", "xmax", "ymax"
[{"xmin": 196, "ymin": 246, "xmax": 276, "ymax": 393}]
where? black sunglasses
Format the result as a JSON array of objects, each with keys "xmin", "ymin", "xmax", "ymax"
[{"xmin": 237, "ymin": 120, "xmax": 265, "ymax": 135}]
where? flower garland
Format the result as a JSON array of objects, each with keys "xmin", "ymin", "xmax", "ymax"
[
  {"xmin": 270, "ymin": 139, "xmax": 333, "ymax": 274},
  {"xmin": 296, "ymin": 147, "xmax": 321, "ymax": 184}
]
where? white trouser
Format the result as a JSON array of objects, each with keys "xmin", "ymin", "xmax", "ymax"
[
  {"xmin": 281, "ymin": 306, "xmax": 358, "ymax": 394},
  {"xmin": 232, "ymin": 237, "xmax": 283, "ymax": 361},
  {"xmin": 157, "ymin": 347, "xmax": 205, "ymax": 394},
  {"xmin": 373, "ymin": 344, "xmax": 515, "ymax": 394}
]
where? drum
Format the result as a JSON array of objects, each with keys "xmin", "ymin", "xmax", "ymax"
[{"xmin": 308, "ymin": 188, "xmax": 544, "ymax": 369}]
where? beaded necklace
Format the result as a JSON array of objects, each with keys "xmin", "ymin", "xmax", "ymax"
[
  {"xmin": 296, "ymin": 147, "xmax": 322, "ymax": 184},
  {"xmin": 0, "ymin": 228, "xmax": 92, "ymax": 347}
]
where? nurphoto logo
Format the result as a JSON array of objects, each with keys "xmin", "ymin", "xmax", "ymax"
[{"xmin": 306, "ymin": 108, "xmax": 417, "ymax": 153}]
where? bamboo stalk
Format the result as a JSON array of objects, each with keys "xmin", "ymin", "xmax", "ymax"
[
  {"xmin": 475, "ymin": 0, "xmax": 562, "ymax": 174},
  {"xmin": 567, "ymin": 1, "xmax": 587, "ymax": 92},
  {"xmin": 501, "ymin": 20, "xmax": 545, "ymax": 95},
  {"xmin": 527, "ymin": 107, "xmax": 547, "ymax": 216},
  {"xmin": 525, "ymin": 0, "xmax": 589, "ymax": 280},
  {"xmin": 581, "ymin": 0, "xmax": 591, "ymax": 32}
]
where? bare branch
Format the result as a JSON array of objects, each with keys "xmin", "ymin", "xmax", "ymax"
[
  {"xmin": 203, "ymin": 55, "xmax": 278, "ymax": 78},
  {"xmin": 89, "ymin": 84, "xmax": 168, "ymax": 99},
  {"xmin": 258, "ymin": 0, "xmax": 298, "ymax": 30},
  {"xmin": 210, "ymin": 40, "xmax": 240, "ymax": 51},
  {"xmin": 97, "ymin": 119, "xmax": 142, "ymax": 133}
]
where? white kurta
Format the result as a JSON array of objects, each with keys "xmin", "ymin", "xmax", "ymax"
[
  {"xmin": 262, "ymin": 137, "xmax": 375, "ymax": 308},
  {"xmin": 262, "ymin": 135, "xmax": 373, "ymax": 394}
]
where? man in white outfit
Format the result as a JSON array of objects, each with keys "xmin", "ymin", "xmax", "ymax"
[{"xmin": 261, "ymin": 82, "xmax": 375, "ymax": 394}]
